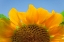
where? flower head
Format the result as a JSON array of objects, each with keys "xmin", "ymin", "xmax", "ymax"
[{"xmin": 0, "ymin": 4, "xmax": 63, "ymax": 42}]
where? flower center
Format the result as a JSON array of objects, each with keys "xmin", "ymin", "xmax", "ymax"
[{"xmin": 12, "ymin": 24, "xmax": 50, "ymax": 42}]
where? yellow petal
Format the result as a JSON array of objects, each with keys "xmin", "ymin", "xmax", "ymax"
[
  {"xmin": 58, "ymin": 25, "xmax": 64, "ymax": 34},
  {"xmin": 18, "ymin": 12, "xmax": 28, "ymax": 24},
  {"xmin": 48, "ymin": 25, "xmax": 61, "ymax": 35},
  {"xmin": 2, "ymin": 29, "xmax": 13, "ymax": 38},
  {"xmin": 45, "ymin": 10, "xmax": 63, "ymax": 28},
  {"xmin": 0, "ymin": 19, "xmax": 13, "ymax": 38},
  {"xmin": 51, "ymin": 35, "xmax": 64, "ymax": 42},
  {"xmin": 26, "ymin": 4, "xmax": 38, "ymax": 24},
  {"xmin": 0, "ymin": 38, "xmax": 11, "ymax": 42},
  {"xmin": 10, "ymin": 21, "xmax": 16, "ymax": 30},
  {"xmin": 37, "ymin": 8, "xmax": 50, "ymax": 24},
  {"xmin": 8, "ymin": 8, "xmax": 21, "ymax": 28}
]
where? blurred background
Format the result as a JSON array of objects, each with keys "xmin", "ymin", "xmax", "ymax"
[{"xmin": 0, "ymin": 0, "xmax": 64, "ymax": 17}]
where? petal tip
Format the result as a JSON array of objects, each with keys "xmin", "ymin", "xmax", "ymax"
[
  {"xmin": 52, "ymin": 10, "xmax": 55, "ymax": 13},
  {"xmin": 10, "ymin": 8, "xmax": 17, "ymax": 11},
  {"xmin": 29, "ymin": 4, "xmax": 35, "ymax": 8}
]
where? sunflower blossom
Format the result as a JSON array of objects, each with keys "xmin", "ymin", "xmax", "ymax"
[{"xmin": 0, "ymin": 4, "xmax": 64, "ymax": 42}]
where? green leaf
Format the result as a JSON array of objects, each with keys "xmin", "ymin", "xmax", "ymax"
[
  {"xmin": 61, "ymin": 11, "xmax": 64, "ymax": 17},
  {"xmin": 0, "ymin": 14, "xmax": 10, "ymax": 23},
  {"xmin": 61, "ymin": 11, "xmax": 64, "ymax": 22}
]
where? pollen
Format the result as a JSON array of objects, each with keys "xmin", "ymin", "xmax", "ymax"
[{"xmin": 12, "ymin": 24, "xmax": 50, "ymax": 42}]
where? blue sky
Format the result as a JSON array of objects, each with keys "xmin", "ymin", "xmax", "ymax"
[{"xmin": 0, "ymin": 0, "xmax": 64, "ymax": 17}]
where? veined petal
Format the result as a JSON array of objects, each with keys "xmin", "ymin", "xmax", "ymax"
[
  {"xmin": 0, "ymin": 19, "xmax": 13, "ymax": 38},
  {"xmin": 18, "ymin": 12, "xmax": 28, "ymax": 24},
  {"xmin": 45, "ymin": 10, "xmax": 63, "ymax": 28},
  {"xmin": 8, "ymin": 8, "xmax": 21, "ymax": 28},
  {"xmin": 48, "ymin": 25, "xmax": 61, "ymax": 35},
  {"xmin": 26, "ymin": 4, "xmax": 38, "ymax": 24},
  {"xmin": 51, "ymin": 34, "xmax": 64, "ymax": 42},
  {"xmin": 58, "ymin": 25, "xmax": 64, "ymax": 34},
  {"xmin": 37, "ymin": 8, "xmax": 50, "ymax": 24}
]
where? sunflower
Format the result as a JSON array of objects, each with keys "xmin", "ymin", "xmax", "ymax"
[{"xmin": 0, "ymin": 4, "xmax": 64, "ymax": 42}]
